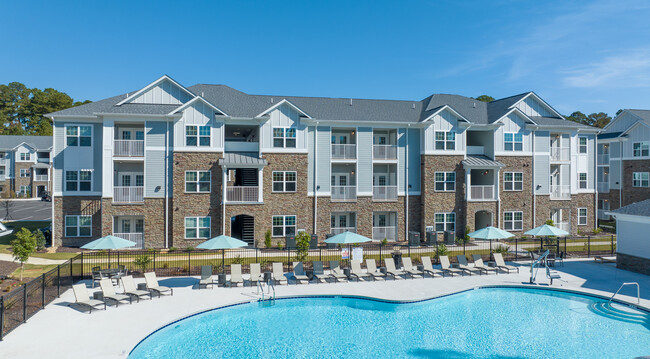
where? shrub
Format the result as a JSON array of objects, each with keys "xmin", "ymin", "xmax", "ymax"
[
  {"xmin": 233, "ymin": 255, "xmax": 243, "ymax": 265},
  {"xmin": 545, "ymin": 219, "xmax": 554, "ymax": 226},
  {"xmin": 434, "ymin": 244, "xmax": 448, "ymax": 259},
  {"xmin": 185, "ymin": 246, "xmax": 194, "ymax": 252},
  {"xmin": 494, "ymin": 244, "xmax": 510, "ymax": 255},
  {"xmin": 168, "ymin": 246, "xmax": 178, "ymax": 252},
  {"xmin": 33, "ymin": 229, "xmax": 46, "ymax": 251},
  {"xmin": 380, "ymin": 238, "xmax": 388, "ymax": 246},
  {"xmin": 133, "ymin": 255, "xmax": 152, "ymax": 273},
  {"xmin": 295, "ymin": 232, "xmax": 311, "ymax": 262},
  {"xmin": 11, "ymin": 228, "xmax": 36, "ymax": 281},
  {"xmin": 264, "ymin": 230, "xmax": 272, "ymax": 248},
  {"xmin": 277, "ymin": 242, "xmax": 284, "ymax": 250},
  {"xmin": 161, "ymin": 262, "xmax": 169, "ymax": 269},
  {"xmin": 593, "ymin": 227, "xmax": 603, "ymax": 234}
]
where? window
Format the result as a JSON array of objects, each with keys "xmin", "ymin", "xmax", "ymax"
[
  {"xmin": 503, "ymin": 172, "xmax": 523, "ymax": 191},
  {"xmin": 65, "ymin": 170, "xmax": 92, "ymax": 192},
  {"xmin": 579, "ymin": 137, "xmax": 587, "ymax": 154},
  {"xmin": 503, "ymin": 211, "xmax": 523, "ymax": 231},
  {"xmin": 633, "ymin": 172, "xmax": 649, "ymax": 187},
  {"xmin": 504, "ymin": 132, "xmax": 523, "ymax": 151},
  {"xmin": 65, "ymin": 215, "xmax": 91, "ymax": 237},
  {"xmin": 272, "ymin": 171, "xmax": 297, "ymax": 192},
  {"xmin": 434, "ymin": 131, "xmax": 455, "ymax": 150},
  {"xmin": 185, "ymin": 125, "xmax": 210, "ymax": 146},
  {"xmin": 633, "ymin": 142, "xmax": 649, "ymax": 157},
  {"xmin": 19, "ymin": 185, "xmax": 30, "ymax": 195},
  {"xmin": 19, "ymin": 153, "xmax": 31, "ymax": 161},
  {"xmin": 185, "ymin": 171, "xmax": 210, "ymax": 192},
  {"xmin": 185, "ymin": 217, "xmax": 210, "ymax": 239},
  {"xmin": 273, "ymin": 128, "xmax": 297, "ymax": 148},
  {"xmin": 577, "ymin": 208, "xmax": 588, "ymax": 226},
  {"xmin": 434, "ymin": 172, "xmax": 455, "ymax": 191},
  {"xmin": 272, "ymin": 215, "xmax": 296, "ymax": 237},
  {"xmin": 434, "ymin": 213, "xmax": 455, "ymax": 232},
  {"xmin": 579, "ymin": 173, "xmax": 587, "ymax": 189},
  {"xmin": 66, "ymin": 126, "xmax": 92, "ymax": 147},
  {"xmin": 20, "ymin": 169, "xmax": 29, "ymax": 177}
]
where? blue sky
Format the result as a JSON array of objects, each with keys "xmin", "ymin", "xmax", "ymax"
[{"xmin": 1, "ymin": 0, "xmax": 649, "ymax": 116}]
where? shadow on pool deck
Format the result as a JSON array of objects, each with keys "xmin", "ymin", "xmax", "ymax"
[{"xmin": 554, "ymin": 261, "xmax": 650, "ymax": 300}]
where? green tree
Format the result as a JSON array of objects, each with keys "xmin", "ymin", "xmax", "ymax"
[
  {"xmin": 11, "ymin": 228, "xmax": 37, "ymax": 281},
  {"xmin": 294, "ymin": 232, "xmax": 311, "ymax": 262},
  {"xmin": 565, "ymin": 111, "xmax": 588, "ymax": 125},
  {"xmin": 588, "ymin": 112, "xmax": 611, "ymax": 128},
  {"xmin": 615, "ymin": 109, "xmax": 624, "ymax": 116},
  {"xmin": 475, "ymin": 95, "xmax": 494, "ymax": 102},
  {"xmin": 32, "ymin": 229, "xmax": 46, "ymax": 251},
  {"xmin": 264, "ymin": 230, "xmax": 272, "ymax": 248}
]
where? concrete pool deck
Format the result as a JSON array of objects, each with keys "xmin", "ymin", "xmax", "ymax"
[{"xmin": 1, "ymin": 259, "xmax": 648, "ymax": 358}]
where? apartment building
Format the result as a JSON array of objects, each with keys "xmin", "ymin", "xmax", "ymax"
[
  {"xmin": 46, "ymin": 76, "xmax": 598, "ymax": 248},
  {"xmin": 0, "ymin": 135, "xmax": 53, "ymax": 198}
]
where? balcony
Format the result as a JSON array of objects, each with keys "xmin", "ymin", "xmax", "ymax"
[
  {"xmin": 113, "ymin": 232, "xmax": 144, "ymax": 249},
  {"xmin": 550, "ymin": 147, "xmax": 570, "ymax": 162},
  {"xmin": 34, "ymin": 175, "xmax": 48, "ymax": 182},
  {"xmin": 555, "ymin": 222, "xmax": 570, "ymax": 233},
  {"xmin": 550, "ymin": 185, "xmax": 570, "ymax": 200},
  {"xmin": 331, "ymin": 227, "xmax": 356, "ymax": 235},
  {"xmin": 466, "ymin": 146, "xmax": 485, "ymax": 156},
  {"xmin": 226, "ymin": 186, "xmax": 260, "ymax": 203},
  {"xmin": 597, "ymin": 153, "xmax": 609, "ymax": 165},
  {"xmin": 37, "ymin": 157, "xmax": 50, "ymax": 163},
  {"xmin": 469, "ymin": 185, "xmax": 495, "ymax": 200},
  {"xmin": 225, "ymin": 141, "xmax": 259, "ymax": 153},
  {"xmin": 331, "ymin": 186, "xmax": 356, "ymax": 202},
  {"xmin": 331, "ymin": 144, "xmax": 356, "ymax": 160},
  {"xmin": 114, "ymin": 140, "xmax": 144, "ymax": 157},
  {"xmin": 373, "ymin": 226, "xmax": 397, "ymax": 241},
  {"xmin": 373, "ymin": 145, "xmax": 397, "ymax": 160},
  {"xmin": 113, "ymin": 186, "xmax": 144, "ymax": 204},
  {"xmin": 597, "ymin": 182, "xmax": 609, "ymax": 193},
  {"xmin": 373, "ymin": 185, "xmax": 398, "ymax": 201}
]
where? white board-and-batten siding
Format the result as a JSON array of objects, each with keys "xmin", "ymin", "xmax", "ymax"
[
  {"xmin": 422, "ymin": 110, "xmax": 465, "ymax": 154},
  {"xmin": 260, "ymin": 104, "xmax": 307, "ymax": 152},
  {"xmin": 131, "ymin": 79, "xmax": 192, "ymax": 105}
]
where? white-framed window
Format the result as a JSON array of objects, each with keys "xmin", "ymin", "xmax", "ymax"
[
  {"xmin": 65, "ymin": 215, "xmax": 92, "ymax": 237},
  {"xmin": 633, "ymin": 172, "xmax": 649, "ymax": 187},
  {"xmin": 272, "ymin": 171, "xmax": 297, "ymax": 192},
  {"xmin": 434, "ymin": 131, "xmax": 455, "ymax": 150},
  {"xmin": 185, "ymin": 217, "xmax": 210, "ymax": 239},
  {"xmin": 66, "ymin": 125, "xmax": 92, "ymax": 147},
  {"xmin": 434, "ymin": 172, "xmax": 455, "ymax": 191},
  {"xmin": 504, "ymin": 132, "xmax": 523, "ymax": 151},
  {"xmin": 579, "ymin": 172, "xmax": 587, "ymax": 189},
  {"xmin": 272, "ymin": 215, "xmax": 296, "ymax": 237},
  {"xmin": 577, "ymin": 208, "xmax": 588, "ymax": 226},
  {"xmin": 633, "ymin": 142, "xmax": 649, "ymax": 157},
  {"xmin": 19, "ymin": 185, "xmax": 30, "ymax": 195},
  {"xmin": 185, "ymin": 171, "xmax": 211, "ymax": 193},
  {"xmin": 273, "ymin": 128, "xmax": 297, "ymax": 148},
  {"xmin": 65, "ymin": 170, "xmax": 92, "ymax": 191},
  {"xmin": 503, "ymin": 172, "xmax": 523, "ymax": 191},
  {"xmin": 579, "ymin": 137, "xmax": 588, "ymax": 154},
  {"xmin": 185, "ymin": 125, "xmax": 211, "ymax": 146},
  {"xmin": 20, "ymin": 169, "xmax": 29, "ymax": 177},
  {"xmin": 503, "ymin": 211, "xmax": 523, "ymax": 231},
  {"xmin": 434, "ymin": 212, "xmax": 455, "ymax": 232},
  {"xmin": 19, "ymin": 152, "xmax": 31, "ymax": 161}
]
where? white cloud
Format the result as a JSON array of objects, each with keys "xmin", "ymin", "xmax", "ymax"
[{"xmin": 562, "ymin": 49, "xmax": 650, "ymax": 88}]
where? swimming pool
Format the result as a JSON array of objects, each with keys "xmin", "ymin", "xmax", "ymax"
[{"xmin": 129, "ymin": 287, "xmax": 650, "ymax": 358}]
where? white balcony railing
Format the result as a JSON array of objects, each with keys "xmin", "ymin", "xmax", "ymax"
[
  {"xmin": 555, "ymin": 222, "xmax": 570, "ymax": 233},
  {"xmin": 373, "ymin": 226, "xmax": 397, "ymax": 241},
  {"xmin": 34, "ymin": 175, "xmax": 48, "ymax": 181},
  {"xmin": 37, "ymin": 157, "xmax": 50, "ymax": 163},
  {"xmin": 114, "ymin": 140, "xmax": 144, "ymax": 157},
  {"xmin": 597, "ymin": 153, "xmax": 609, "ymax": 165},
  {"xmin": 331, "ymin": 185, "xmax": 356, "ymax": 201},
  {"xmin": 550, "ymin": 147, "xmax": 570, "ymax": 162},
  {"xmin": 225, "ymin": 141, "xmax": 259, "ymax": 153},
  {"xmin": 373, "ymin": 145, "xmax": 397, "ymax": 160},
  {"xmin": 470, "ymin": 185, "xmax": 495, "ymax": 200},
  {"xmin": 373, "ymin": 185, "xmax": 398, "ymax": 201},
  {"xmin": 597, "ymin": 209, "xmax": 611, "ymax": 221},
  {"xmin": 597, "ymin": 181, "xmax": 609, "ymax": 193},
  {"xmin": 331, "ymin": 144, "xmax": 356, "ymax": 160},
  {"xmin": 113, "ymin": 186, "xmax": 144, "ymax": 204},
  {"xmin": 113, "ymin": 232, "xmax": 145, "ymax": 249},
  {"xmin": 331, "ymin": 227, "xmax": 356, "ymax": 235},
  {"xmin": 0, "ymin": 158, "xmax": 7, "ymax": 165},
  {"xmin": 226, "ymin": 186, "xmax": 259, "ymax": 202},
  {"xmin": 466, "ymin": 146, "xmax": 485, "ymax": 155},
  {"xmin": 550, "ymin": 185, "xmax": 571, "ymax": 200}
]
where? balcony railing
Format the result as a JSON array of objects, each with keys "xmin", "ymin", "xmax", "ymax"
[
  {"xmin": 37, "ymin": 157, "xmax": 50, "ymax": 163},
  {"xmin": 331, "ymin": 227, "xmax": 356, "ymax": 235},
  {"xmin": 373, "ymin": 145, "xmax": 397, "ymax": 160},
  {"xmin": 331, "ymin": 185, "xmax": 356, "ymax": 202},
  {"xmin": 0, "ymin": 158, "xmax": 7, "ymax": 165},
  {"xmin": 550, "ymin": 185, "xmax": 571, "ymax": 200},
  {"xmin": 113, "ymin": 186, "xmax": 144, "ymax": 204},
  {"xmin": 113, "ymin": 232, "xmax": 145, "ymax": 249},
  {"xmin": 226, "ymin": 186, "xmax": 259, "ymax": 203},
  {"xmin": 597, "ymin": 153, "xmax": 609, "ymax": 165},
  {"xmin": 373, "ymin": 185, "xmax": 398, "ymax": 201},
  {"xmin": 597, "ymin": 209, "xmax": 611, "ymax": 220},
  {"xmin": 114, "ymin": 140, "xmax": 144, "ymax": 157},
  {"xmin": 225, "ymin": 141, "xmax": 259, "ymax": 153},
  {"xmin": 373, "ymin": 226, "xmax": 397, "ymax": 241},
  {"xmin": 469, "ymin": 185, "xmax": 495, "ymax": 200},
  {"xmin": 466, "ymin": 145, "xmax": 485, "ymax": 156},
  {"xmin": 331, "ymin": 144, "xmax": 356, "ymax": 160},
  {"xmin": 34, "ymin": 175, "xmax": 48, "ymax": 182},
  {"xmin": 550, "ymin": 147, "xmax": 570, "ymax": 162},
  {"xmin": 555, "ymin": 222, "xmax": 570, "ymax": 233},
  {"xmin": 597, "ymin": 181, "xmax": 609, "ymax": 193}
]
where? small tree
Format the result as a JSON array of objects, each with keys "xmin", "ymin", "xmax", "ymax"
[
  {"xmin": 264, "ymin": 230, "xmax": 272, "ymax": 248},
  {"xmin": 11, "ymin": 228, "xmax": 37, "ymax": 281},
  {"xmin": 545, "ymin": 219, "xmax": 554, "ymax": 226},
  {"xmin": 1, "ymin": 199, "xmax": 15, "ymax": 220},
  {"xmin": 133, "ymin": 255, "xmax": 152, "ymax": 273},
  {"xmin": 434, "ymin": 244, "xmax": 448, "ymax": 260},
  {"xmin": 33, "ymin": 229, "xmax": 46, "ymax": 251},
  {"xmin": 294, "ymin": 232, "xmax": 311, "ymax": 262}
]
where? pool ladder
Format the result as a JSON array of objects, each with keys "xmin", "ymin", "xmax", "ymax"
[
  {"xmin": 609, "ymin": 282, "xmax": 640, "ymax": 305},
  {"xmin": 530, "ymin": 250, "xmax": 561, "ymax": 285},
  {"xmin": 256, "ymin": 277, "xmax": 276, "ymax": 305}
]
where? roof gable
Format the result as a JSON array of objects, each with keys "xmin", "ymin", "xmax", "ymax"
[
  {"xmin": 169, "ymin": 96, "xmax": 227, "ymax": 117},
  {"xmin": 255, "ymin": 99, "xmax": 311, "ymax": 119},
  {"xmin": 514, "ymin": 92, "xmax": 563, "ymax": 119},
  {"xmin": 116, "ymin": 75, "xmax": 195, "ymax": 106}
]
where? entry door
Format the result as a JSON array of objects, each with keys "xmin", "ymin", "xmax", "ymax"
[
  {"xmin": 120, "ymin": 173, "xmax": 144, "ymax": 187},
  {"xmin": 120, "ymin": 128, "xmax": 145, "ymax": 141},
  {"xmin": 331, "ymin": 213, "xmax": 351, "ymax": 229},
  {"xmin": 373, "ymin": 174, "xmax": 387, "ymax": 186},
  {"xmin": 331, "ymin": 173, "xmax": 350, "ymax": 186},
  {"xmin": 550, "ymin": 209, "xmax": 562, "ymax": 224},
  {"xmin": 374, "ymin": 134, "xmax": 387, "ymax": 145},
  {"xmin": 331, "ymin": 134, "xmax": 348, "ymax": 145}
]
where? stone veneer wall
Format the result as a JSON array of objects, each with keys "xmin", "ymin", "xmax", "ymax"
[
  {"xmin": 534, "ymin": 193, "xmax": 596, "ymax": 235},
  {"xmin": 101, "ymin": 198, "xmax": 167, "ymax": 248},
  {"xmin": 619, "ymin": 159, "xmax": 650, "ymax": 207},
  {"xmin": 53, "ymin": 196, "xmax": 102, "ymax": 247},
  {"xmin": 616, "ymin": 253, "xmax": 650, "ymax": 275},
  {"xmin": 496, "ymin": 156, "xmax": 534, "ymax": 235},
  {"xmin": 421, "ymin": 155, "xmax": 466, "ymax": 238},
  {"xmin": 14, "ymin": 162, "xmax": 33, "ymax": 196}
]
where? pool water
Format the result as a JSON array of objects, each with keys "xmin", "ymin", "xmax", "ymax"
[{"xmin": 129, "ymin": 288, "xmax": 650, "ymax": 358}]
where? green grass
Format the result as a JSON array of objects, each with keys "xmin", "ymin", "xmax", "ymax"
[
  {"xmin": 30, "ymin": 252, "xmax": 79, "ymax": 260},
  {"xmin": 10, "ymin": 264, "xmax": 58, "ymax": 280},
  {"xmin": 0, "ymin": 221, "xmax": 51, "ymax": 253}
]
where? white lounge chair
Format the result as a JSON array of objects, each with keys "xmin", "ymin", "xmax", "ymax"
[
  {"xmin": 401, "ymin": 257, "xmax": 423, "ymax": 279},
  {"xmin": 271, "ymin": 262, "xmax": 288, "ymax": 285},
  {"xmin": 71, "ymin": 284, "xmax": 106, "ymax": 313},
  {"xmin": 456, "ymin": 255, "xmax": 482, "ymax": 275},
  {"xmin": 312, "ymin": 261, "xmax": 330, "ymax": 283},
  {"xmin": 439, "ymin": 256, "xmax": 463, "ymax": 277},
  {"xmin": 493, "ymin": 253, "xmax": 519, "ymax": 273},
  {"xmin": 365, "ymin": 259, "xmax": 386, "ymax": 281},
  {"xmin": 350, "ymin": 260, "xmax": 372, "ymax": 282},
  {"xmin": 329, "ymin": 261, "xmax": 348, "ymax": 282},
  {"xmin": 99, "ymin": 278, "xmax": 131, "ymax": 306},
  {"xmin": 292, "ymin": 262, "xmax": 310, "ymax": 284},
  {"xmin": 199, "ymin": 265, "xmax": 215, "ymax": 289},
  {"xmin": 421, "ymin": 256, "xmax": 444, "ymax": 277},
  {"xmin": 121, "ymin": 275, "xmax": 152, "ymax": 302},
  {"xmin": 384, "ymin": 257, "xmax": 405, "ymax": 280},
  {"xmin": 228, "ymin": 264, "xmax": 244, "ymax": 287},
  {"xmin": 471, "ymin": 255, "xmax": 498, "ymax": 275},
  {"xmin": 249, "ymin": 263, "xmax": 262, "ymax": 286},
  {"xmin": 144, "ymin": 272, "xmax": 174, "ymax": 297}
]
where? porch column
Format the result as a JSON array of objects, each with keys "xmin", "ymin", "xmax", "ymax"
[
  {"xmin": 258, "ymin": 168, "xmax": 263, "ymax": 203},
  {"xmin": 222, "ymin": 167, "xmax": 227, "ymax": 235},
  {"xmin": 465, "ymin": 170, "xmax": 471, "ymax": 201}
]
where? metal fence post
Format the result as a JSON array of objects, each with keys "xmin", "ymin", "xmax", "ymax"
[
  {"xmin": 564, "ymin": 237, "xmax": 567, "ymax": 255},
  {"xmin": 80, "ymin": 253, "xmax": 84, "ymax": 280},
  {"xmin": 463, "ymin": 240, "xmax": 466, "ymax": 255},
  {"xmin": 41, "ymin": 273, "xmax": 46, "ymax": 309},
  {"xmin": 0, "ymin": 295, "xmax": 4, "ymax": 341},
  {"xmin": 22, "ymin": 284, "xmax": 27, "ymax": 323},
  {"xmin": 587, "ymin": 236, "xmax": 591, "ymax": 257},
  {"xmin": 153, "ymin": 251, "xmax": 156, "ymax": 273},
  {"xmin": 188, "ymin": 251, "xmax": 191, "ymax": 276},
  {"xmin": 57, "ymin": 265, "xmax": 61, "ymax": 297},
  {"xmin": 408, "ymin": 245, "xmax": 411, "ymax": 257},
  {"xmin": 515, "ymin": 238, "xmax": 518, "ymax": 261},
  {"xmin": 256, "ymin": 248, "xmax": 259, "ymax": 263},
  {"xmin": 379, "ymin": 244, "xmax": 382, "ymax": 266},
  {"xmin": 611, "ymin": 235, "xmax": 614, "ymax": 255},
  {"xmin": 117, "ymin": 252, "xmax": 120, "ymax": 268}
]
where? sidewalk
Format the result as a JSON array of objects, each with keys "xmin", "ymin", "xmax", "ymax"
[{"xmin": 0, "ymin": 253, "xmax": 67, "ymax": 265}]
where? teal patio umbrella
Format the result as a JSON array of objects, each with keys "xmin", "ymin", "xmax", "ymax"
[
  {"xmin": 197, "ymin": 235, "xmax": 248, "ymax": 272},
  {"xmin": 524, "ymin": 224, "xmax": 569, "ymax": 237},
  {"xmin": 324, "ymin": 231, "xmax": 372, "ymax": 244},
  {"xmin": 467, "ymin": 226, "xmax": 514, "ymax": 255},
  {"xmin": 81, "ymin": 235, "xmax": 137, "ymax": 269}
]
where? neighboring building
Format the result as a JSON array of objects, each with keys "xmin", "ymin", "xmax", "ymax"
[
  {"xmin": 0, "ymin": 135, "xmax": 53, "ymax": 198},
  {"xmin": 46, "ymin": 75, "xmax": 598, "ymax": 249},
  {"xmin": 606, "ymin": 199, "xmax": 650, "ymax": 275}
]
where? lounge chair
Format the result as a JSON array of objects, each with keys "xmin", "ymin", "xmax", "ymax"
[
  {"xmin": 271, "ymin": 262, "xmax": 288, "ymax": 285},
  {"xmin": 439, "ymin": 256, "xmax": 464, "ymax": 277},
  {"xmin": 349, "ymin": 260, "xmax": 372, "ymax": 282},
  {"xmin": 329, "ymin": 261, "xmax": 348, "ymax": 282},
  {"xmin": 421, "ymin": 256, "xmax": 444, "ymax": 278},
  {"xmin": 365, "ymin": 259, "xmax": 387, "ymax": 281},
  {"xmin": 384, "ymin": 257, "xmax": 405, "ymax": 280},
  {"xmin": 471, "ymin": 255, "xmax": 498, "ymax": 275},
  {"xmin": 71, "ymin": 284, "xmax": 106, "ymax": 313},
  {"xmin": 91, "ymin": 266, "xmax": 105, "ymax": 288},
  {"xmin": 228, "ymin": 264, "xmax": 244, "ymax": 287},
  {"xmin": 144, "ymin": 272, "xmax": 174, "ymax": 297},
  {"xmin": 456, "ymin": 255, "xmax": 482, "ymax": 275},
  {"xmin": 121, "ymin": 275, "xmax": 152, "ymax": 302},
  {"xmin": 290, "ymin": 262, "xmax": 310, "ymax": 284},
  {"xmin": 492, "ymin": 253, "xmax": 519, "ymax": 273},
  {"xmin": 401, "ymin": 257, "xmax": 423, "ymax": 278},
  {"xmin": 99, "ymin": 278, "xmax": 131, "ymax": 306},
  {"xmin": 199, "ymin": 265, "xmax": 214, "ymax": 289},
  {"xmin": 249, "ymin": 263, "xmax": 262, "ymax": 287},
  {"xmin": 312, "ymin": 261, "xmax": 330, "ymax": 283}
]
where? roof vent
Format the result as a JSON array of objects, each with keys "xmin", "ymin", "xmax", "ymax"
[
  {"xmin": 201, "ymin": 92, "xmax": 204, "ymax": 97},
  {"xmin": 412, "ymin": 103, "xmax": 416, "ymax": 109},
  {"xmin": 271, "ymin": 97, "xmax": 274, "ymax": 104},
  {"xmin": 349, "ymin": 98, "xmax": 353, "ymax": 106},
  {"xmin": 473, "ymin": 102, "xmax": 476, "ymax": 108}
]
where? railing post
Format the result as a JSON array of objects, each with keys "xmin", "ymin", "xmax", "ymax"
[
  {"xmin": 256, "ymin": 248, "xmax": 259, "ymax": 263},
  {"xmin": 22, "ymin": 284, "xmax": 27, "ymax": 323},
  {"xmin": 41, "ymin": 273, "xmax": 45, "ymax": 309},
  {"xmin": 57, "ymin": 265, "xmax": 61, "ymax": 297},
  {"xmin": 564, "ymin": 237, "xmax": 567, "ymax": 255},
  {"xmin": 80, "ymin": 253, "xmax": 84, "ymax": 280},
  {"xmin": 587, "ymin": 235, "xmax": 591, "ymax": 257},
  {"xmin": 515, "ymin": 238, "xmax": 518, "ymax": 261},
  {"xmin": 188, "ymin": 251, "xmax": 191, "ymax": 276},
  {"xmin": 153, "ymin": 251, "xmax": 156, "ymax": 273},
  {"xmin": 117, "ymin": 252, "xmax": 120, "ymax": 268},
  {"xmin": 0, "ymin": 295, "xmax": 4, "ymax": 341},
  {"xmin": 611, "ymin": 235, "xmax": 614, "ymax": 255}
]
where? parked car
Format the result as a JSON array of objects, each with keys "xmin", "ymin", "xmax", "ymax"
[{"xmin": 40, "ymin": 191, "xmax": 51, "ymax": 202}]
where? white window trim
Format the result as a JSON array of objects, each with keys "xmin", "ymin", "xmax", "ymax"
[
  {"xmin": 633, "ymin": 141, "xmax": 649, "ymax": 157},
  {"xmin": 65, "ymin": 125, "xmax": 93, "ymax": 147},
  {"xmin": 184, "ymin": 170, "xmax": 211, "ymax": 193},
  {"xmin": 272, "ymin": 127, "xmax": 297, "ymax": 148},
  {"xmin": 18, "ymin": 152, "xmax": 31, "ymax": 162},
  {"xmin": 434, "ymin": 171, "xmax": 455, "ymax": 192},
  {"xmin": 19, "ymin": 185, "xmax": 30, "ymax": 195},
  {"xmin": 184, "ymin": 216, "xmax": 211, "ymax": 239},
  {"xmin": 19, "ymin": 169, "xmax": 30, "ymax": 178},
  {"xmin": 633, "ymin": 172, "xmax": 649, "ymax": 187},
  {"xmin": 577, "ymin": 208, "xmax": 588, "ymax": 226},
  {"xmin": 578, "ymin": 137, "xmax": 588, "ymax": 154},
  {"xmin": 503, "ymin": 211, "xmax": 523, "ymax": 231},
  {"xmin": 503, "ymin": 172, "xmax": 523, "ymax": 191},
  {"xmin": 272, "ymin": 171, "xmax": 297, "ymax": 193},
  {"xmin": 578, "ymin": 172, "xmax": 588, "ymax": 189},
  {"xmin": 434, "ymin": 212, "xmax": 455, "ymax": 233},
  {"xmin": 65, "ymin": 215, "xmax": 92, "ymax": 237},
  {"xmin": 185, "ymin": 125, "xmax": 211, "ymax": 147},
  {"xmin": 434, "ymin": 131, "xmax": 456, "ymax": 151},
  {"xmin": 272, "ymin": 215, "xmax": 297, "ymax": 237},
  {"xmin": 504, "ymin": 132, "xmax": 523, "ymax": 152},
  {"xmin": 65, "ymin": 170, "xmax": 93, "ymax": 192}
]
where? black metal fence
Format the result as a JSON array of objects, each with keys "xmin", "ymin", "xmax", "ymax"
[{"xmin": 0, "ymin": 235, "xmax": 615, "ymax": 340}]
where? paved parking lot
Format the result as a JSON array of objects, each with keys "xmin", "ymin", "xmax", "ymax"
[{"xmin": 0, "ymin": 199, "xmax": 52, "ymax": 221}]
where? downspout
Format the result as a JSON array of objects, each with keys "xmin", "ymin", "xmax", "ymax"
[
  {"xmin": 313, "ymin": 123, "xmax": 318, "ymax": 235},
  {"xmin": 222, "ymin": 167, "xmax": 226, "ymax": 235},
  {"xmin": 165, "ymin": 120, "xmax": 169, "ymax": 248},
  {"xmin": 619, "ymin": 140, "xmax": 623, "ymax": 209},
  {"xmin": 594, "ymin": 135, "xmax": 598, "ymax": 228},
  {"xmin": 405, "ymin": 126, "xmax": 409, "ymax": 241},
  {"xmin": 532, "ymin": 129, "xmax": 536, "ymax": 227}
]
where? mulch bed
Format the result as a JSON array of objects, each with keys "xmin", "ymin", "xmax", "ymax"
[
  {"xmin": 54, "ymin": 246, "xmax": 84, "ymax": 253},
  {"xmin": 0, "ymin": 261, "xmax": 20, "ymax": 278}
]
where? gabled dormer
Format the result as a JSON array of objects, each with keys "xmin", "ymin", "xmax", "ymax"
[{"xmin": 116, "ymin": 75, "xmax": 195, "ymax": 106}]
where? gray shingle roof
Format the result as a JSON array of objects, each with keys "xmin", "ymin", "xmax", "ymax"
[
  {"xmin": 529, "ymin": 116, "xmax": 595, "ymax": 129},
  {"xmin": 486, "ymin": 93, "xmax": 529, "ymax": 123},
  {"xmin": 218, "ymin": 152, "xmax": 268, "ymax": 167},
  {"xmin": 610, "ymin": 199, "xmax": 650, "ymax": 217},
  {"xmin": 462, "ymin": 155, "xmax": 504, "ymax": 168},
  {"xmin": 0, "ymin": 135, "xmax": 52, "ymax": 151},
  {"xmin": 598, "ymin": 131, "xmax": 623, "ymax": 140},
  {"xmin": 628, "ymin": 109, "xmax": 650, "ymax": 123}
]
